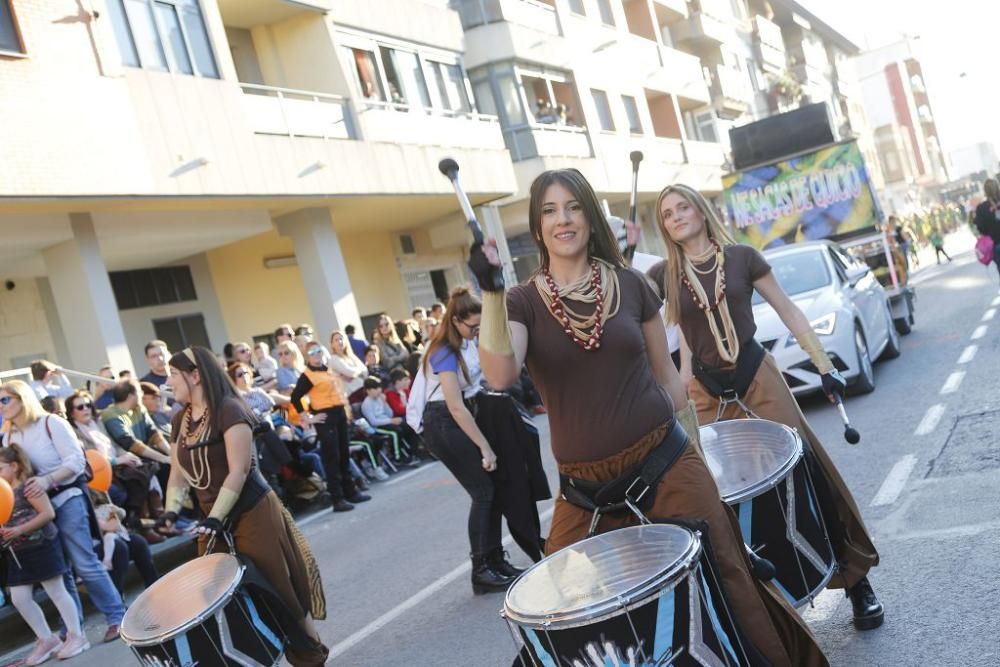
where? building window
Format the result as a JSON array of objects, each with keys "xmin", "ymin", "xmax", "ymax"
[
  {"xmin": 622, "ymin": 95, "xmax": 643, "ymax": 135},
  {"xmin": 107, "ymin": 0, "xmax": 218, "ymax": 77},
  {"xmin": 153, "ymin": 314, "xmax": 210, "ymax": 352},
  {"xmin": 455, "ymin": 0, "xmax": 503, "ymax": 29},
  {"xmin": 110, "ymin": 266, "xmax": 198, "ymax": 310},
  {"xmin": 596, "ymin": 0, "xmax": 615, "ymax": 26},
  {"xmin": 591, "ymin": 89, "xmax": 615, "ymax": 131},
  {"xmin": 567, "ymin": 0, "xmax": 585, "ymax": 15},
  {"xmin": 380, "ymin": 46, "xmax": 431, "ymax": 107},
  {"xmin": 0, "ymin": 1, "xmax": 23, "ymax": 54},
  {"xmin": 347, "ymin": 47, "xmax": 386, "ymax": 101},
  {"xmin": 689, "ymin": 109, "xmax": 718, "ymax": 143},
  {"xmin": 429, "ymin": 61, "xmax": 471, "ymax": 113}
]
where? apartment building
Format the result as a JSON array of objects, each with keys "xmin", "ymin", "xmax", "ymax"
[
  {"xmin": 856, "ymin": 38, "xmax": 950, "ymax": 214},
  {"xmin": 0, "ymin": 0, "xmax": 516, "ymax": 372},
  {"xmin": 453, "ymin": 0, "xmax": 727, "ymax": 270}
]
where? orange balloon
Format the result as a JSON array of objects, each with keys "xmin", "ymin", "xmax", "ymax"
[
  {"xmin": 0, "ymin": 477, "xmax": 12, "ymax": 524},
  {"xmin": 85, "ymin": 449, "xmax": 112, "ymax": 493}
]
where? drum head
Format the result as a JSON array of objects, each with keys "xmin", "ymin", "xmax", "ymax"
[
  {"xmin": 699, "ymin": 418, "xmax": 802, "ymax": 504},
  {"xmin": 121, "ymin": 553, "xmax": 244, "ymax": 645},
  {"xmin": 504, "ymin": 524, "xmax": 700, "ymax": 629}
]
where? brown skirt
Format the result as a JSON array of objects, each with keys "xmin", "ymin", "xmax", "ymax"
[
  {"xmin": 689, "ymin": 353, "xmax": 879, "ymax": 589},
  {"xmin": 200, "ymin": 492, "xmax": 329, "ymax": 667},
  {"xmin": 548, "ymin": 426, "xmax": 828, "ymax": 667}
]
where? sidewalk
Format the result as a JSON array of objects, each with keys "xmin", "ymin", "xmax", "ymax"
[{"xmin": 909, "ymin": 227, "xmax": 977, "ymax": 274}]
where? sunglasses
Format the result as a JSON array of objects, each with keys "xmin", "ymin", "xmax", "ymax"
[
  {"xmin": 235, "ymin": 347, "xmax": 250, "ymax": 354},
  {"xmin": 235, "ymin": 370, "xmax": 250, "ymax": 379},
  {"xmin": 0, "ymin": 396, "xmax": 12, "ymax": 406},
  {"xmin": 73, "ymin": 402, "xmax": 93, "ymax": 411},
  {"xmin": 307, "ymin": 348, "xmax": 323, "ymax": 356}
]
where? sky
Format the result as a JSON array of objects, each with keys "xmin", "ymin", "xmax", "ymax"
[{"xmin": 798, "ymin": 0, "xmax": 998, "ymax": 159}]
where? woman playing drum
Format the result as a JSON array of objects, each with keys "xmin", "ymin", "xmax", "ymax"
[
  {"xmin": 646, "ymin": 184, "xmax": 882, "ymax": 630},
  {"xmin": 476, "ymin": 169, "xmax": 827, "ymax": 666},
  {"xmin": 156, "ymin": 346, "xmax": 329, "ymax": 666}
]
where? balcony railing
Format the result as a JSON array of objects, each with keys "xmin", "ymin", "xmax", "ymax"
[
  {"xmin": 355, "ymin": 100, "xmax": 505, "ymax": 150},
  {"xmin": 456, "ymin": 0, "xmax": 560, "ymax": 35},
  {"xmin": 504, "ymin": 123, "xmax": 592, "ymax": 161},
  {"xmin": 240, "ymin": 84, "xmax": 356, "ymax": 140}
]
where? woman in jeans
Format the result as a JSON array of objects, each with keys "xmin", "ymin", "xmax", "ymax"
[
  {"xmin": 0, "ymin": 380, "xmax": 126, "ymax": 644},
  {"xmin": 421, "ymin": 287, "xmax": 519, "ymax": 595}
]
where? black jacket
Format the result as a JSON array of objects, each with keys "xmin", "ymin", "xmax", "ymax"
[{"xmin": 974, "ymin": 200, "xmax": 1000, "ymax": 243}]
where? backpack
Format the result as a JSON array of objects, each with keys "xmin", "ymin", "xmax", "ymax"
[{"xmin": 975, "ymin": 235, "xmax": 995, "ymax": 265}]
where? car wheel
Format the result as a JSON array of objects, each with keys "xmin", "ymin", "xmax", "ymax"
[
  {"xmin": 880, "ymin": 303, "xmax": 902, "ymax": 360},
  {"xmin": 849, "ymin": 325, "xmax": 876, "ymax": 395}
]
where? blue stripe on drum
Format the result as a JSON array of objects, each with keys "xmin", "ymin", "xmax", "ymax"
[
  {"xmin": 524, "ymin": 630, "xmax": 558, "ymax": 667},
  {"xmin": 738, "ymin": 502, "xmax": 752, "ymax": 544},
  {"xmin": 772, "ymin": 578, "xmax": 797, "ymax": 606},
  {"xmin": 175, "ymin": 633, "xmax": 193, "ymax": 667},
  {"xmin": 699, "ymin": 575, "xmax": 738, "ymax": 664},
  {"xmin": 654, "ymin": 590, "xmax": 675, "ymax": 659},
  {"xmin": 241, "ymin": 592, "xmax": 283, "ymax": 651}
]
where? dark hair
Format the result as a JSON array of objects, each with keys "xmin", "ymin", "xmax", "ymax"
[
  {"xmin": 40, "ymin": 395, "xmax": 61, "ymax": 414},
  {"xmin": 139, "ymin": 381, "xmax": 160, "ymax": 397},
  {"xmin": 111, "ymin": 380, "xmax": 138, "ymax": 404},
  {"xmin": 294, "ymin": 325, "xmax": 314, "ymax": 337},
  {"xmin": 118, "ymin": 370, "xmax": 132, "ymax": 378},
  {"xmin": 344, "ymin": 324, "xmax": 356, "ymax": 335},
  {"xmin": 169, "ymin": 346, "xmax": 247, "ymax": 439},
  {"xmin": 363, "ymin": 377, "xmax": 383, "ymax": 391},
  {"xmin": 389, "ymin": 368, "xmax": 410, "ymax": 383},
  {"xmin": 223, "ymin": 343, "xmax": 235, "ymax": 362},
  {"xmin": 0, "ymin": 444, "xmax": 34, "ymax": 481},
  {"xmin": 422, "ymin": 287, "xmax": 481, "ymax": 383},
  {"xmin": 528, "ymin": 169, "xmax": 626, "ymax": 271},
  {"xmin": 274, "ymin": 324, "xmax": 294, "ymax": 338},
  {"xmin": 64, "ymin": 390, "xmax": 97, "ymax": 421},
  {"xmin": 365, "ymin": 345, "xmax": 379, "ymax": 356},
  {"xmin": 226, "ymin": 362, "xmax": 252, "ymax": 383},
  {"xmin": 29, "ymin": 360, "xmax": 56, "ymax": 381},
  {"xmin": 430, "ymin": 302, "xmax": 445, "ymax": 311},
  {"xmin": 144, "ymin": 340, "xmax": 167, "ymax": 356}
]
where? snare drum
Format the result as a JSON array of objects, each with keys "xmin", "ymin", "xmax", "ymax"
[
  {"xmin": 503, "ymin": 524, "xmax": 748, "ymax": 666},
  {"xmin": 699, "ymin": 419, "xmax": 835, "ymax": 607},
  {"xmin": 121, "ymin": 553, "xmax": 286, "ymax": 667}
]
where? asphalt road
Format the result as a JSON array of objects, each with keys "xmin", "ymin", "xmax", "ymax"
[{"xmin": 3, "ymin": 232, "xmax": 998, "ymax": 667}]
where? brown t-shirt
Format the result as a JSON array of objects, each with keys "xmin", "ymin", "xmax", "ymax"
[
  {"xmin": 507, "ymin": 267, "xmax": 673, "ymax": 464},
  {"xmin": 647, "ymin": 245, "xmax": 771, "ymax": 369},
  {"xmin": 171, "ymin": 397, "xmax": 256, "ymax": 510}
]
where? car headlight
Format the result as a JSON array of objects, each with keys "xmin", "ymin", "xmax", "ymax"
[{"xmin": 810, "ymin": 313, "xmax": 837, "ymax": 336}]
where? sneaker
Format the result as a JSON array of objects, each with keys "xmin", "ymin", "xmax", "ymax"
[
  {"xmin": 102, "ymin": 624, "xmax": 120, "ymax": 643},
  {"xmin": 346, "ymin": 493, "xmax": 371, "ymax": 503},
  {"xmin": 332, "ymin": 500, "xmax": 355, "ymax": 512},
  {"xmin": 25, "ymin": 635, "xmax": 60, "ymax": 666},
  {"xmin": 372, "ymin": 467, "xmax": 389, "ymax": 481},
  {"xmin": 55, "ymin": 633, "xmax": 90, "ymax": 660}
]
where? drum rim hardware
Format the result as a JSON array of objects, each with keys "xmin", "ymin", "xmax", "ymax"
[
  {"xmin": 503, "ymin": 525, "xmax": 701, "ymax": 629},
  {"xmin": 700, "ymin": 418, "xmax": 803, "ymax": 504},
  {"xmin": 121, "ymin": 552, "xmax": 247, "ymax": 646}
]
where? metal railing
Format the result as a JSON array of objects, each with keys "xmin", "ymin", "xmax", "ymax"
[
  {"xmin": 239, "ymin": 83, "xmax": 357, "ymax": 140},
  {"xmin": 0, "ymin": 367, "xmax": 116, "ymax": 384},
  {"xmin": 356, "ymin": 97, "xmax": 500, "ymax": 124}
]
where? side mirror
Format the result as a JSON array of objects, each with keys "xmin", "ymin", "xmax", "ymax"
[{"xmin": 846, "ymin": 265, "xmax": 869, "ymax": 286}]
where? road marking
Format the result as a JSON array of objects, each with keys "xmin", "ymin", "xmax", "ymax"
[
  {"xmin": 939, "ymin": 371, "xmax": 966, "ymax": 395},
  {"xmin": 385, "ymin": 461, "xmax": 439, "ymax": 485},
  {"xmin": 971, "ymin": 325, "xmax": 988, "ymax": 340},
  {"xmin": 871, "ymin": 455, "xmax": 918, "ymax": 506},
  {"xmin": 800, "ymin": 588, "xmax": 842, "ymax": 623},
  {"xmin": 957, "ymin": 345, "xmax": 978, "ymax": 364},
  {"xmin": 983, "ymin": 308, "xmax": 997, "ymax": 321},
  {"xmin": 326, "ymin": 506, "xmax": 556, "ymax": 660},
  {"xmin": 992, "ymin": 296, "xmax": 1000, "ymax": 307},
  {"xmin": 914, "ymin": 404, "xmax": 945, "ymax": 436},
  {"xmin": 298, "ymin": 508, "xmax": 331, "ymax": 528}
]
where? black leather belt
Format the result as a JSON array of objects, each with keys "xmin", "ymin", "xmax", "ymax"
[
  {"xmin": 559, "ymin": 419, "xmax": 688, "ymax": 533},
  {"xmin": 692, "ymin": 338, "xmax": 766, "ymax": 401}
]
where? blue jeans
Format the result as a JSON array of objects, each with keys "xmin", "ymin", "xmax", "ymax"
[{"xmin": 56, "ymin": 494, "xmax": 126, "ymax": 626}]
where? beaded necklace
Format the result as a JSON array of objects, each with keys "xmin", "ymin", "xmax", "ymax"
[
  {"xmin": 534, "ymin": 258, "xmax": 621, "ymax": 351},
  {"xmin": 179, "ymin": 405, "xmax": 214, "ymax": 490},
  {"xmin": 681, "ymin": 241, "xmax": 741, "ymax": 364}
]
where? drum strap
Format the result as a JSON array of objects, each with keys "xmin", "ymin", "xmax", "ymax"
[
  {"xmin": 691, "ymin": 337, "xmax": 766, "ymax": 403},
  {"xmin": 559, "ymin": 419, "xmax": 688, "ymax": 535}
]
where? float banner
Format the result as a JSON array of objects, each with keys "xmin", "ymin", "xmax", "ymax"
[{"xmin": 722, "ymin": 141, "xmax": 879, "ymax": 249}]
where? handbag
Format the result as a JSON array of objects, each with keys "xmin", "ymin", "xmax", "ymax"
[{"xmin": 975, "ymin": 235, "xmax": 995, "ymax": 265}]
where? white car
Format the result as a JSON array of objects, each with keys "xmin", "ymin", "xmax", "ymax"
[{"xmin": 753, "ymin": 241, "xmax": 901, "ymax": 396}]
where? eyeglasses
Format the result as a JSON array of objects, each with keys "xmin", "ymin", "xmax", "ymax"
[
  {"xmin": 457, "ymin": 319, "xmax": 480, "ymax": 331},
  {"xmin": 278, "ymin": 351, "xmax": 291, "ymax": 357},
  {"xmin": 0, "ymin": 396, "xmax": 13, "ymax": 406},
  {"xmin": 73, "ymin": 402, "xmax": 93, "ymax": 412},
  {"xmin": 235, "ymin": 370, "xmax": 250, "ymax": 379},
  {"xmin": 295, "ymin": 328, "xmax": 314, "ymax": 337},
  {"xmin": 235, "ymin": 347, "xmax": 250, "ymax": 355},
  {"xmin": 307, "ymin": 348, "xmax": 323, "ymax": 356}
]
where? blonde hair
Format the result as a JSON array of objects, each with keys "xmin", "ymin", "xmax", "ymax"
[
  {"xmin": 373, "ymin": 314, "xmax": 404, "ymax": 347},
  {"xmin": 0, "ymin": 380, "xmax": 47, "ymax": 432},
  {"xmin": 655, "ymin": 184, "xmax": 736, "ymax": 325},
  {"xmin": 329, "ymin": 329, "xmax": 361, "ymax": 362},
  {"xmin": 276, "ymin": 340, "xmax": 304, "ymax": 372}
]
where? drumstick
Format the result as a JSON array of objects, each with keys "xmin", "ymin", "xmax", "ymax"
[
  {"xmin": 624, "ymin": 151, "xmax": 643, "ymax": 263},
  {"xmin": 834, "ymin": 395, "xmax": 861, "ymax": 444},
  {"xmin": 439, "ymin": 158, "xmax": 504, "ymax": 291}
]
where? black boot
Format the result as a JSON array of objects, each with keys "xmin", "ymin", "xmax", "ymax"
[
  {"xmin": 471, "ymin": 553, "xmax": 514, "ymax": 595},
  {"xmin": 848, "ymin": 577, "xmax": 884, "ymax": 630},
  {"xmin": 488, "ymin": 548, "xmax": 525, "ymax": 578}
]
